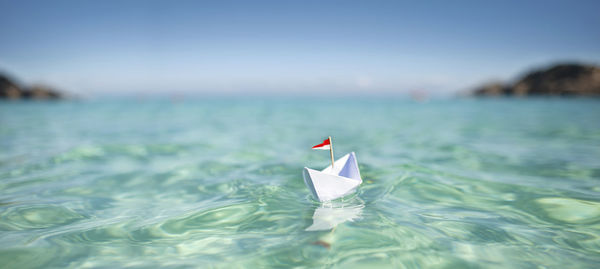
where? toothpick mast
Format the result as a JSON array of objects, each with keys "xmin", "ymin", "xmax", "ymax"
[{"xmin": 328, "ymin": 136, "xmax": 334, "ymax": 169}]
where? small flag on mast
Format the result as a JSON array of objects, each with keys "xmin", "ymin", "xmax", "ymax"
[
  {"xmin": 312, "ymin": 138, "xmax": 331, "ymax": 150},
  {"xmin": 312, "ymin": 136, "xmax": 335, "ymax": 169}
]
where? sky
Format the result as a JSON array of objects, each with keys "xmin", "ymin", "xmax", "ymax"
[{"xmin": 1, "ymin": 0, "xmax": 599, "ymax": 96}]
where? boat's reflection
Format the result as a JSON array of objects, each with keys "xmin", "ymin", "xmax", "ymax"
[{"xmin": 306, "ymin": 197, "xmax": 364, "ymax": 231}]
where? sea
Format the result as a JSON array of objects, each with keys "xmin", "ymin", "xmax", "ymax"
[{"xmin": 1, "ymin": 98, "xmax": 599, "ymax": 268}]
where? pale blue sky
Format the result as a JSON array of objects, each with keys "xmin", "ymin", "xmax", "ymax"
[{"xmin": 1, "ymin": 0, "xmax": 599, "ymax": 96}]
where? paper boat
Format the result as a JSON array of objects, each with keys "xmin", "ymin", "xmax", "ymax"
[{"xmin": 303, "ymin": 152, "xmax": 362, "ymax": 202}]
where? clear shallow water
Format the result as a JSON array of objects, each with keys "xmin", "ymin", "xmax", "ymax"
[{"xmin": 1, "ymin": 98, "xmax": 599, "ymax": 268}]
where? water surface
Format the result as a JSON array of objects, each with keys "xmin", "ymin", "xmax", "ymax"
[{"xmin": 1, "ymin": 98, "xmax": 599, "ymax": 268}]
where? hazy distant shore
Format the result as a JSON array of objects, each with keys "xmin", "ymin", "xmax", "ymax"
[
  {"xmin": 0, "ymin": 73, "xmax": 65, "ymax": 100},
  {"xmin": 471, "ymin": 63, "xmax": 600, "ymax": 97}
]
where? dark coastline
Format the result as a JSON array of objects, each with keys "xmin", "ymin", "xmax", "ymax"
[
  {"xmin": 0, "ymin": 73, "xmax": 65, "ymax": 100},
  {"xmin": 471, "ymin": 63, "xmax": 600, "ymax": 97}
]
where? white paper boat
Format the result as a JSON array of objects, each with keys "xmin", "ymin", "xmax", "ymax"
[
  {"xmin": 303, "ymin": 152, "xmax": 362, "ymax": 202},
  {"xmin": 305, "ymin": 200, "xmax": 364, "ymax": 231}
]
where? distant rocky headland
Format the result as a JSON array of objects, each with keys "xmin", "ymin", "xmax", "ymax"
[
  {"xmin": 1, "ymin": 73, "xmax": 65, "ymax": 100},
  {"xmin": 472, "ymin": 63, "xmax": 600, "ymax": 97}
]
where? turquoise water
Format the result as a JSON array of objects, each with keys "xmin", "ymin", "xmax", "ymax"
[{"xmin": 1, "ymin": 98, "xmax": 599, "ymax": 268}]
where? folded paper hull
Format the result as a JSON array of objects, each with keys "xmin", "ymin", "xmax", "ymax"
[{"xmin": 303, "ymin": 152, "xmax": 362, "ymax": 202}]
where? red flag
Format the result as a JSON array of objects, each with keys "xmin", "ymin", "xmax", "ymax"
[{"xmin": 312, "ymin": 138, "xmax": 331, "ymax": 150}]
